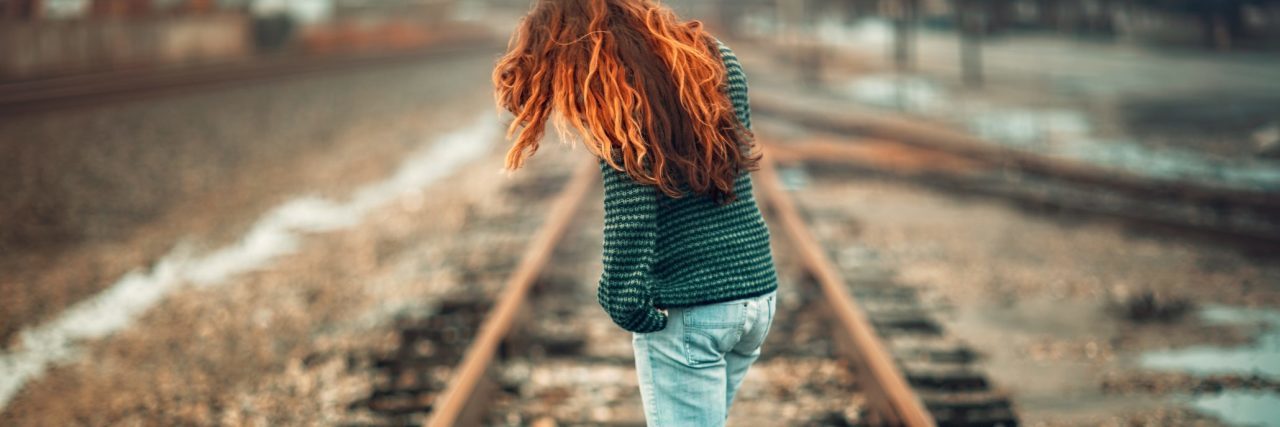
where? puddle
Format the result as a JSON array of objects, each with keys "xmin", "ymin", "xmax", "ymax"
[
  {"xmin": 840, "ymin": 73, "xmax": 1280, "ymax": 192},
  {"xmin": 1053, "ymin": 137, "xmax": 1280, "ymax": 192},
  {"xmin": 777, "ymin": 166, "xmax": 812, "ymax": 190},
  {"xmin": 1141, "ymin": 305, "xmax": 1280, "ymax": 426},
  {"xmin": 968, "ymin": 108, "xmax": 1092, "ymax": 149},
  {"xmin": 1141, "ymin": 305, "xmax": 1280, "ymax": 377},
  {"xmin": 1188, "ymin": 391, "xmax": 1280, "ymax": 427},
  {"xmin": 816, "ymin": 17, "xmax": 893, "ymax": 48},
  {"xmin": 845, "ymin": 75, "xmax": 948, "ymax": 114},
  {"xmin": 0, "ymin": 112, "xmax": 500, "ymax": 409}
]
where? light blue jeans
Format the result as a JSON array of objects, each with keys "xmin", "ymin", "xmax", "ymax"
[{"xmin": 632, "ymin": 290, "xmax": 777, "ymax": 427}]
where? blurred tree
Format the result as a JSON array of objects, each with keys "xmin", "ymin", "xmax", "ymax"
[
  {"xmin": 955, "ymin": 0, "xmax": 986, "ymax": 87},
  {"xmin": 90, "ymin": 0, "xmax": 152, "ymax": 17},
  {"xmin": 1036, "ymin": 0, "xmax": 1061, "ymax": 28},
  {"xmin": 251, "ymin": 12, "xmax": 295, "ymax": 52},
  {"xmin": 1132, "ymin": 0, "xmax": 1276, "ymax": 49},
  {"xmin": 183, "ymin": 0, "xmax": 215, "ymax": 13},
  {"xmin": 887, "ymin": 0, "xmax": 921, "ymax": 71},
  {"xmin": 2, "ymin": 0, "xmax": 43, "ymax": 19}
]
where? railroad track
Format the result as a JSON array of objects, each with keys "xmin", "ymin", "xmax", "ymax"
[
  {"xmin": 756, "ymin": 159, "xmax": 1016, "ymax": 427},
  {"xmin": 340, "ymin": 162, "xmax": 584, "ymax": 426},
  {"xmin": 338, "ymin": 153, "xmax": 1021, "ymax": 426},
  {"xmin": 760, "ymin": 157, "xmax": 1019, "ymax": 427},
  {"xmin": 0, "ymin": 35, "xmax": 502, "ymax": 117},
  {"xmin": 753, "ymin": 95, "xmax": 1280, "ymax": 251}
]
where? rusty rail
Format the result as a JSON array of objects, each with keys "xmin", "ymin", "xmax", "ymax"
[
  {"xmin": 755, "ymin": 152, "xmax": 936, "ymax": 427},
  {"xmin": 769, "ymin": 137, "xmax": 1280, "ymax": 250},
  {"xmin": 424, "ymin": 159, "xmax": 596, "ymax": 427}
]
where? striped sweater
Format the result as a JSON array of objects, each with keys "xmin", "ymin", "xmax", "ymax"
[{"xmin": 596, "ymin": 40, "xmax": 778, "ymax": 333}]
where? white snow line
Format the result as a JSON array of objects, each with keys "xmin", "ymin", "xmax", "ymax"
[{"xmin": 0, "ymin": 112, "xmax": 500, "ymax": 409}]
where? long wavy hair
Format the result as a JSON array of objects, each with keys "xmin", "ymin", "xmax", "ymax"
[{"xmin": 493, "ymin": 0, "xmax": 759, "ymax": 203}]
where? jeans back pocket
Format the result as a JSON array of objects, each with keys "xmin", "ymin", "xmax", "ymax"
[
  {"xmin": 682, "ymin": 302, "xmax": 745, "ymax": 364},
  {"xmin": 732, "ymin": 293, "xmax": 776, "ymax": 355}
]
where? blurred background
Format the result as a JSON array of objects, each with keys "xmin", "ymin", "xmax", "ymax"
[{"xmin": 1, "ymin": 0, "xmax": 1278, "ymax": 426}]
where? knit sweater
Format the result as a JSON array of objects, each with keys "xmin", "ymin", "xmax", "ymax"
[{"xmin": 596, "ymin": 40, "xmax": 778, "ymax": 333}]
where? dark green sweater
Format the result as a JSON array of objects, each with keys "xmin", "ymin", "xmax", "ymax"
[{"xmin": 597, "ymin": 41, "xmax": 778, "ymax": 333}]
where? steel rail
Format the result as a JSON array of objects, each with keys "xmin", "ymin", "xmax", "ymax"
[
  {"xmin": 772, "ymin": 138, "xmax": 1280, "ymax": 250},
  {"xmin": 755, "ymin": 152, "xmax": 936, "ymax": 427},
  {"xmin": 424, "ymin": 159, "xmax": 597, "ymax": 427}
]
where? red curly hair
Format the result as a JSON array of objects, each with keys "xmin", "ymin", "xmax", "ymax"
[{"xmin": 493, "ymin": 0, "xmax": 759, "ymax": 203}]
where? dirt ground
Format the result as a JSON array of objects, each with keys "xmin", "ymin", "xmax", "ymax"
[
  {"xmin": 0, "ymin": 108, "xmax": 585, "ymax": 425},
  {"xmin": 0, "ymin": 48, "xmax": 501, "ymax": 347}
]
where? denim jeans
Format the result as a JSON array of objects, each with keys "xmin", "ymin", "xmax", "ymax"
[{"xmin": 632, "ymin": 290, "xmax": 777, "ymax": 427}]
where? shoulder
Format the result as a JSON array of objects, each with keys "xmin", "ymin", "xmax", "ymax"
[
  {"xmin": 713, "ymin": 38, "xmax": 740, "ymax": 65},
  {"xmin": 711, "ymin": 40, "xmax": 748, "ymax": 97},
  {"xmin": 712, "ymin": 38, "xmax": 746, "ymax": 80}
]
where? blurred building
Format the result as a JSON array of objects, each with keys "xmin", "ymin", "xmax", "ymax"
[
  {"xmin": 668, "ymin": 0, "xmax": 1280, "ymax": 49},
  {"xmin": 0, "ymin": 0, "xmax": 251, "ymax": 79},
  {"xmin": 0, "ymin": 0, "xmax": 461, "ymax": 80}
]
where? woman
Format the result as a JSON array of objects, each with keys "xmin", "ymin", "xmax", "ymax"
[{"xmin": 493, "ymin": 1, "xmax": 778, "ymax": 425}]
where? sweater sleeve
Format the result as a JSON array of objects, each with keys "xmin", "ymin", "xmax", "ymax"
[
  {"xmin": 597, "ymin": 159, "xmax": 668, "ymax": 333},
  {"xmin": 717, "ymin": 41, "xmax": 752, "ymax": 131}
]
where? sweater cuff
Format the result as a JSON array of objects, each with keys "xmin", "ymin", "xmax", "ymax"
[{"xmin": 619, "ymin": 305, "xmax": 668, "ymax": 333}]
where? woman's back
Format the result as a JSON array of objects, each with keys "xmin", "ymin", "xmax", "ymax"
[{"xmin": 597, "ymin": 42, "xmax": 776, "ymax": 332}]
